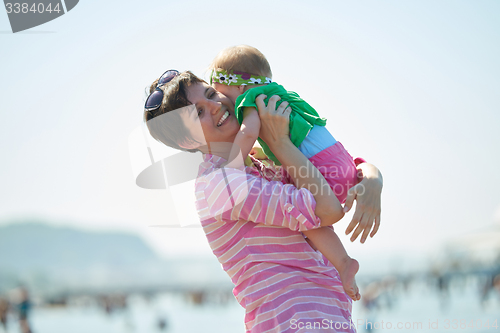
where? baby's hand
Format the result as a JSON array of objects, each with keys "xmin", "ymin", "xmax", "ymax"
[{"xmin": 250, "ymin": 146, "xmax": 267, "ymax": 160}]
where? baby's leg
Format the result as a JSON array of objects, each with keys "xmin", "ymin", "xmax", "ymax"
[
  {"xmin": 298, "ymin": 132, "xmax": 361, "ymax": 299},
  {"xmin": 302, "ymin": 227, "xmax": 360, "ymax": 301}
]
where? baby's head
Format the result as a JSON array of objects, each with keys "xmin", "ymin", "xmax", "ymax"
[{"xmin": 208, "ymin": 45, "xmax": 272, "ymax": 104}]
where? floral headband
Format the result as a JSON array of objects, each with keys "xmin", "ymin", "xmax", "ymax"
[{"xmin": 210, "ymin": 69, "xmax": 272, "ymax": 86}]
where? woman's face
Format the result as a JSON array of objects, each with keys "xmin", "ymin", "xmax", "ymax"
[{"xmin": 179, "ymin": 82, "xmax": 240, "ymax": 150}]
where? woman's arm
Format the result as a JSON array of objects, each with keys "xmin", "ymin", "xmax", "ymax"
[
  {"xmin": 343, "ymin": 162, "xmax": 383, "ymax": 243},
  {"xmin": 199, "ymin": 157, "xmax": 324, "ymax": 232},
  {"xmin": 256, "ymin": 95, "xmax": 344, "ymax": 226}
]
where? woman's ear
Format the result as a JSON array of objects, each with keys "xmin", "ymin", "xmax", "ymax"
[{"xmin": 178, "ymin": 140, "xmax": 201, "ymax": 150}]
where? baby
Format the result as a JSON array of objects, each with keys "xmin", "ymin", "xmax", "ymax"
[{"xmin": 209, "ymin": 45, "xmax": 364, "ymax": 301}]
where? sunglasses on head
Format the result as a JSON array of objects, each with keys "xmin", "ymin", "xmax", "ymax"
[{"xmin": 144, "ymin": 69, "xmax": 180, "ymax": 112}]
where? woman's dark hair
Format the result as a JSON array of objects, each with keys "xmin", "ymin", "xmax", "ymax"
[{"xmin": 143, "ymin": 71, "xmax": 204, "ymax": 153}]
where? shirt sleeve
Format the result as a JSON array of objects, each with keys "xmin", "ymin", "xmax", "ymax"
[{"xmin": 197, "ymin": 166, "xmax": 322, "ymax": 232}]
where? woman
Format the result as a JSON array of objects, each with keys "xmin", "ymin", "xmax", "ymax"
[{"xmin": 144, "ymin": 70, "xmax": 382, "ymax": 332}]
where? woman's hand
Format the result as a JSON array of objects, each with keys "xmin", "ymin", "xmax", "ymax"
[
  {"xmin": 255, "ymin": 94, "xmax": 344, "ymax": 226},
  {"xmin": 343, "ymin": 163, "xmax": 383, "ymax": 244},
  {"xmin": 255, "ymin": 94, "xmax": 291, "ymax": 148}
]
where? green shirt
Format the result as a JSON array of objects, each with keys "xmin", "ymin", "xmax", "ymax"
[{"xmin": 235, "ymin": 82, "xmax": 327, "ymax": 165}]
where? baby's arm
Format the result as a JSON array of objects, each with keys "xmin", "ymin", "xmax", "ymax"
[
  {"xmin": 225, "ymin": 107, "xmax": 260, "ymax": 168},
  {"xmin": 302, "ymin": 227, "xmax": 360, "ymax": 301}
]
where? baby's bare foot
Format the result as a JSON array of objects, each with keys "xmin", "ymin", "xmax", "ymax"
[{"xmin": 340, "ymin": 258, "xmax": 360, "ymax": 301}]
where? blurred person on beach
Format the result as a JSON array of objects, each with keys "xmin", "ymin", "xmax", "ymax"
[
  {"xmin": 0, "ymin": 296, "xmax": 9, "ymax": 333},
  {"xmin": 15, "ymin": 287, "xmax": 32, "ymax": 333}
]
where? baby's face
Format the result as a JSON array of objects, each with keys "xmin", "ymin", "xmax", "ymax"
[{"xmin": 212, "ymin": 83, "xmax": 242, "ymax": 105}]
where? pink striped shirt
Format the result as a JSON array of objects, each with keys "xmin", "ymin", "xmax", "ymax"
[{"xmin": 195, "ymin": 154, "xmax": 356, "ymax": 333}]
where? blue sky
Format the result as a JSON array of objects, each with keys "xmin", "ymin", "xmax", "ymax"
[{"xmin": 1, "ymin": 0, "xmax": 499, "ymax": 274}]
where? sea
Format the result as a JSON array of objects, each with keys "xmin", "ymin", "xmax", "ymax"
[{"xmin": 2, "ymin": 275, "xmax": 499, "ymax": 333}]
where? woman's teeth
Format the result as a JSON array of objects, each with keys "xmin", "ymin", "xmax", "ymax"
[{"xmin": 217, "ymin": 111, "xmax": 229, "ymax": 127}]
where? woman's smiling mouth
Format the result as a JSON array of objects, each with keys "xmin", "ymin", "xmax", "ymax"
[{"xmin": 217, "ymin": 110, "xmax": 230, "ymax": 127}]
